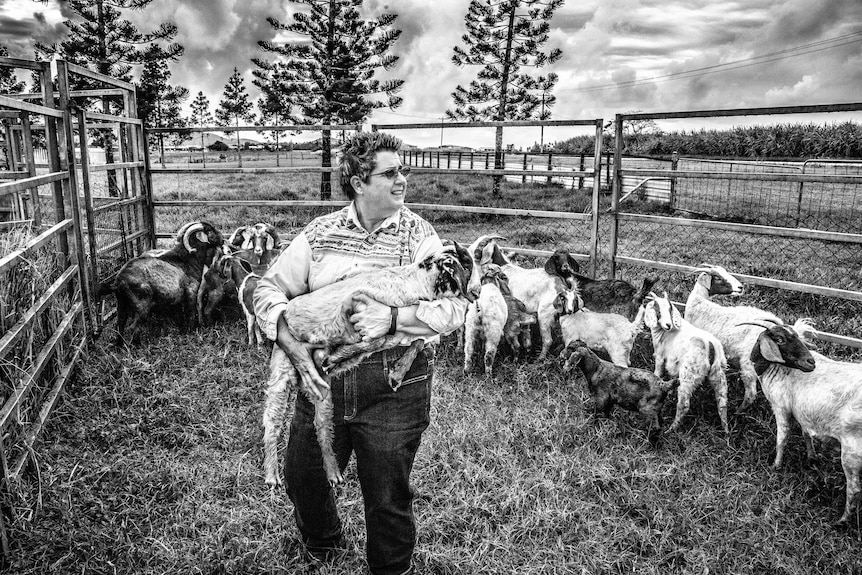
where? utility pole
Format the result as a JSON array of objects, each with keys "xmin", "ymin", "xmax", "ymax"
[
  {"xmin": 539, "ymin": 93, "xmax": 545, "ymax": 152},
  {"xmin": 440, "ymin": 116, "xmax": 444, "ymax": 147}
]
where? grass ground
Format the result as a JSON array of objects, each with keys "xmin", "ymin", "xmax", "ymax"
[{"xmin": 5, "ymin": 311, "xmax": 861, "ymax": 574}]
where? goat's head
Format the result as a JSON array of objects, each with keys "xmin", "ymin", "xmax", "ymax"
[
  {"xmin": 177, "ymin": 221, "xmax": 223, "ymax": 255},
  {"xmin": 691, "ymin": 263, "xmax": 743, "ymax": 297},
  {"xmin": 252, "ymin": 223, "xmax": 280, "ymax": 256},
  {"xmin": 560, "ymin": 339, "xmax": 590, "ymax": 371},
  {"xmin": 228, "ymin": 225, "xmax": 255, "ymax": 250},
  {"xmin": 420, "ymin": 244, "xmax": 475, "ymax": 301},
  {"xmin": 544, "ymin": 249, "xmax": 580, "ymax": 288},
  {"xmin": 466, "ymin": 235, "xmax": 509, "ymax": 299},
  {"xmin": 480, "ymin": 263, "xmax": 512, "ymax": 296},
  {"xmin": 553, "ymin": 286, "xmax": 582, "ymax": 316},
  {"xmin": 642, "ymin": 291, "xmax": 683, "ymax": 331},
  {"xmin": 738, "ymin": 319, "xmax": 816, "ymax": 373},
  {"xmin": 199, "ymin": 254, "xmax": 254, "ymax": 322}
]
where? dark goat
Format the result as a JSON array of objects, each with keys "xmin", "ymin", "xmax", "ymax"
[
  {"xmin": 561, "ymin": 340, "xmax": 677, "ymax": 431},
  {"xmin": 198, "ymin": 254, "xmax": 263, "ymax": 345},
  {"xmin": 100, "ymin": 221, "xmax": 223, "ymax": 343},
  {"xmin": 575, "ymin": 274, "xmax": 657, "ymax": 320}
]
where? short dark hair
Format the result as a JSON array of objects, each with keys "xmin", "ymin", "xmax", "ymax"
[{"xmin": 339, "ymin": 131, "xmax": 403, "ymax": 199}]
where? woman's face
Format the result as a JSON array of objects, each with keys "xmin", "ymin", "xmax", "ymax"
[{"xmin": 354, "ymin": 150, "xmax": 407, "ymax": 215}]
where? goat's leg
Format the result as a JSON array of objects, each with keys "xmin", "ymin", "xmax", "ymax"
[
  {"xmin": 738, "ymin": 358, "xmax": 759, "ymax": 411},
  {"xmin": 263, "ymin": 346, "xmax": 294, "ymax": 488},
  {"xmin": 309, "ymin": 389, "xmax": 342, "ymax": 487},
  {"xmin": 802, "ymin": 430, "xmax": 818, "ymax": 461},
  {"xmin": 666, "ymin": 375, "xmax": 697, "ymax": 433},
  {"xmin": 463, "ymin": 304, "xmax": 478, "ymax": 373},
  {"xmin": 771, "ymin": 407, "xmax": 791, "ymax": 468},
  {"xmin": 708, "ymin": 368, "xmax": 730, "ymax": 435},
  {"xmin": 389, "ymin": 340, "xmax": 425, "ymax": 387},
  {"xmin": 837, "ymin": 444, "xmax": 861, "ymax": 526},
  {"xmin": 482, "ymin": 323, "xmax": 504, "ymax": 380},
  {"xmin": 536, "ymin": 302, "xmax": 556, "ymax": 359},
  {"xmin": 324, "ymin": 337, "xmax": 394, "ymax": 374}
]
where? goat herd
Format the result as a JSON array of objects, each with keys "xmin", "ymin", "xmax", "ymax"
[{"xmin": 98, "ymin": 222, "xmax": 862, "ymax": 527}]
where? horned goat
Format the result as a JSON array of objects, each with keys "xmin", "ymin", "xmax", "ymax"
[
  {"xmin": 227, "ymin": 223, "xmax": 281, "ymax": 272},
  {"xmin": 744, "ymin": 317, "xmax": 862, "ymax": 525},
  {"xmin": 643, "ymin": 292, "xmax": 730, "ymax": 434},
  {"xmin": 99, "ymin": 221, "xmax": 223, "ymax": 344},
  {"xmin": 466, "ymin": 235, "xmax": 578, "ymax": 358},
  {"xmin": 463, "ymin": 264, "xmax": 536, "ymax": 378},
  {"xmin": 262, "ymin": 244, "xmax": 474, "ymax": 488},
  {"xmin": 558, "ymin": 298, "xmax": 647, "ymax": 368},
  {"xmin": 684, "ymin": 263, "xmax": 784, "ymax": 410},
  {"xmin": 560, "ymin": 340, "xmax": 678, "ymax": 432}
]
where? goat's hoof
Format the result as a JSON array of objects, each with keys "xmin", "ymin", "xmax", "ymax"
[{"xmin": 327, "ymin": 471, "xmax": 344, "ymax": 487}]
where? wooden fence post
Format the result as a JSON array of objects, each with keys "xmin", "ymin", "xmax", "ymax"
[
  {"xmin": 485, "ymin": 153, "xmax": 489, "ymax": 169},
  {"xmin": 547, "ymin": 152, "xmax": 553, "ymax": 185},
  {"xmin": 458, "ymin": 152, "xmax": 462, "ymax": 169},
  {"xmin": 578, "ymin": 153, "xmax": 585, "ymax": 190},
  {"xmin": 670, "ymin": 150, "xmax": 679, "ymax": 209},
  {"xmin": 522, "ymin": 153, "xmax": 527, "ymax": 184},
  {"xmin": 469, "ymin": 152, "xmax": 473, "ymax": 169}
]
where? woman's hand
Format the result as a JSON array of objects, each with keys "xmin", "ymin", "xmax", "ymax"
[
  {"xmin": 276, "ymin": 313, "xmax": 330, "ymax": 401},
  {"xmin": 349, "ymin": 293, "xmax": 392, "ymax": 341}
]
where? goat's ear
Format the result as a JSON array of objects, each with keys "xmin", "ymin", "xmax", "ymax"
[
  {"xmin": 241, "ymin": 228, "xmax": 255, "ymax": 250},
  {"xmin": 670, "ymin": 302, "xmax": 683, "ymax": 329},
  {"xmin": 239, "ymin": 259, "xmax": 253, "ymax": 274},
  {"xmin": 490, "ymin": 244, "xmax": 508, "ymax": 266},
  {"xmin": 758, "ymin": 333, "xmax": 785, "ymax": 364},
  {"xmin": 644, "ymin": 303, "xmax": 658, "ymax": 329}
]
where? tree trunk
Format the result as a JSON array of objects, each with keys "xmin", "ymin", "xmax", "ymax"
[
  {"xmin": 97, "ymin": 0, "xmax": 119, "ymax": 197},
  {"xmin": 492, "ymin": 4, "xmax": 517, "ymax": 198},
  {"xmin": 320, "ymin": 128, "xmax": 332, "ymax": 200}
]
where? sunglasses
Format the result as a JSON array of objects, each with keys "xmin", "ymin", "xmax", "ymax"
[{"xmin": 369, "ymin": 165, "xmax": 412, "ymax": 179}]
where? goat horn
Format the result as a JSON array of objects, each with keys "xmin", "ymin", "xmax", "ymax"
[
  {"xmin": 175, "ymin": 221, "xmax": 197, "ymax": 244},
  {"xmin": 183, "ymin": 222, "xmax": 205, "ymax": 253},
  {"xmin": 227, "ymin": 226, "xmax": 247, "ymax": 246},
  {"xmin": 475, "ymin": 234, "xmax": 506, "ymax": 249},
  {"xmin": 737, "ymin": 320, "xmax": 773, "ymax": 330}
]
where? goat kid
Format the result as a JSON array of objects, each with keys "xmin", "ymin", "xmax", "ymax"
[
  {"xmin": 744, "ymin": 318, "xmax": 862, "ymax": 526},
  {"xmin": 199, "ymin": 254, "xmax": 263, "ymax": 346},
  {"xmin": 463, "ymin": 264, "xmax": 536, "ymax": 378},
  {"xmin": 643, "ymin": 292, "xmax": 730, "ymax": 434},
  {"xmin": 558, "ymin": 293, "xmax": 646, "ymax": 368},
  {"xmin": 561, "ymin": 340, "xmax": 677, "ymax": 431},
  {"xmin": 466, "ymin": 235, "xmax": 578, "ymax": 358},
  {"xmin": 99, "ymin": 221, "xmax": 223, "ymax": 344},
  {"xmin": 263, "ymin": 245, "xmax": 474, "ymax": 488},
  {"xmin": 684, "ymin": 263, "xmax": 784, "ymax": 410}
]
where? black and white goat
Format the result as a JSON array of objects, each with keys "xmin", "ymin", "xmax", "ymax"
[
  {"xmin": 263, "ymin": 244, "xmax": 474, "ymax": 488},
  {"xmin": 561, "ymin": 340, "xmax": 677, "ymax": 431},
  {"xmin": 228, "ymin": 223, "xmax": 281, "ymax": 272},
  {"xmin": 466, "ymin": 235, "xmax": 578, "ymax": 358},
  {"xmin": 99, "ymin": 221, "xmax": 223, "ymax": 344},
  {"xmin": 199, "ymin": 254, "xmax": 263, "ymax": 346},
  {"xmin": 643, "ymin": 292, "xmax": 730, "ymax": 434},
  {"xmin": 744, "ymin": 318, "xmax": 862, "ymax": 525},
  {"xmin": 684, "ymin": 263, "xmax": 784, "ymax": 410}
]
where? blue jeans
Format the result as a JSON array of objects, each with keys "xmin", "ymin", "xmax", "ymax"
[{"xmin": 285, "ymin": 345, "xmax": 433, "ymax": 575}]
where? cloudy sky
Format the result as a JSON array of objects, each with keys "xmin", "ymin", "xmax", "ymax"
[{"xmin": 2, "ymin": 0, "xmax": 861, "ymax": 148}]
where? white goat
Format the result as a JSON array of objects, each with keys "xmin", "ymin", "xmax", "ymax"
[
  {"xmin": 463, "ymin": 264, "xmax": 507, "ymax": 378},
  {"xmin": 559, "ymin": 303, "xmax": 646, "ymax": 368},
  {"xmin": 643, "ymin": 292, "xmax": 730, "ymax": 434},
  {"xmin": 466, "ymin": 235, "xmax": 578, "ymax": 358},
  {"xmin": 199, "ymin": 254, "xmax": 264, "ymax": 346},
  {"xmin": 684, "ymin": 263, "xmax": 784, "ymax": 410},
  {"xmin": 745, "ymin": 318, "xmax": 862, "ymax": 525},
  {"xmin": 262, "ymin": 245, "xmax": 473, "ymax": 488}
]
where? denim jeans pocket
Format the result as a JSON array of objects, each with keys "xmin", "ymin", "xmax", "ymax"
[{"xmin": 389, "ymin": 348, "xmax": 433, "ymax": 392}]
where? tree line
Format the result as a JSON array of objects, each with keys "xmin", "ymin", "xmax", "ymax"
[
  {"xmin": 541, "ymin": 121, "xmax": 862, "ymax": 160},
  {"xmin": 6, "ymin": 0, "xmax": 563, "ymax": 198}
]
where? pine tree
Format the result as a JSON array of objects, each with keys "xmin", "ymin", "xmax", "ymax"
[
  {"xmin": 254, "ymin": 61, "xmax": 297, "ymax": 167},
  {"xmin": 34, "ymin": 0, "xmax": 183, "ymax": 195},
  {"xmin": 215, "ymin": 67, "xmax": 255, "ymax": 167},
  {"xmin": 254, "ymin": 0, "xmax": 405, "ymax": 199},
  {"xmin": 448, "ymin": 0, "xmax": 563, "ymax": 195},
  {"xmin": 190, "ymin": 91, "xmax": 214, "ymax": 163},
  {"xmin": 0, "ymin": 45, "xmax": 26, "ymax": 94},
  {"xmin": 137, "ymin": 45, "xmax": 189, "ymax": 159}
]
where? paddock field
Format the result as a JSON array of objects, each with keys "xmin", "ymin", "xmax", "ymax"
[{"xmin": 6, "ymin": 168, "xmax": 861, "ymax": 574}]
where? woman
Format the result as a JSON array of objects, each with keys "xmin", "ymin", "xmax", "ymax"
[{"xmin": 254, "ymin": 131, "xmax": 467, "ymax": 575}]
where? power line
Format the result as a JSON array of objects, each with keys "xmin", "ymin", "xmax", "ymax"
[{"xmin": 558, "ymin": 31, "xmax": 862, "ymax": 95}]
